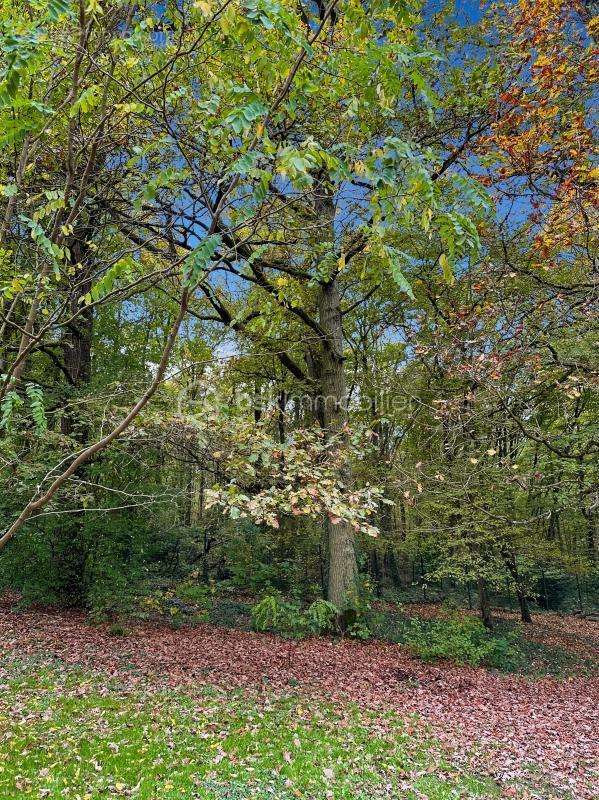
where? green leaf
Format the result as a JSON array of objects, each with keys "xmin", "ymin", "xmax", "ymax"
[
  {"xmin": 409, "ymin": 69, "xmax": 439, "ymax": 108},
  {"xmin": 70, "ymin": 86, "xmax": 100, "ymax": 117},
  {"xmin": 0, "ymin": 390, "xmax": 23, "ymax": 432},
  {"xmin": 228, "ymin": 150, "xmax": 264, "ymax": 177},
  {"xmin": 46, "ymin": 0, "xmax": 74, "ymax": 21},
  {"xmin": 224, "ymin": 101, "xmax": 267, "ymax": 136},
  {"xmin": 383, "ymin": 246, "xmax": 415, "ymax": 299},
  {"xmin": 19, "ymin": 215, "xmax": 63, "ymax": 263},
  {"xmin": 83, "ymin": 256, "xmax": 137, "ymax": 305},
  {"xmin": 183, "ymin": 234, "xmax": 222, "ymax": 285}
]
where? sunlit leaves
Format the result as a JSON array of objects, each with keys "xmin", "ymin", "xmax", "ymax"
[
  {"xmin": 483, "ymin": 0, "xmax": 597, "ymax": 264},
  {"xmin": 224, "ymin": 99, "xmax": 268, "ymax": 136},
  {"xmin": 85, "ymin": 0, "xmax": 103, "ymax": 18},
  {"xmin": 69, "ymin": 85, "xmax": 100, "ymax": 117},
  {"xmin": 183, "ymin": 234, "xmax": 222, "ymax": 285},
  {"xmin": 82, "ymin": 257, "xmax": 137, "ymax": 305},
  {"xmin": 438, "ymin": 252, "xmax": 454, "ymax": 285},
  {"xmin": 0, "ymin": 271, "xmax": 31, "ymax": 300}
]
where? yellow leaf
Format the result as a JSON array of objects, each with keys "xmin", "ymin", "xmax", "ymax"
[
  {"xmin": 421, "ymin": 207, "xmax": 432, "ymax": 232},
  {"xmin": 439, "ymin": 253, "xmax": 454, "ymax": 285},
  {"xmin": 86, "ymin": 0, "xmax": 103, "ymax": 16},
  {"xmin": 194, "ymin": 0, "xmax": 212, "ymax": 14}
]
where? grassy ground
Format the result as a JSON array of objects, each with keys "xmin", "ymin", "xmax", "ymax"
[
  {"xmin": 0, "ymin": 661, "xmax": 499, "ymax": 800},
  {"xmin": 2, "ymin": 594, "xmax": 597, "ymax": 798}
]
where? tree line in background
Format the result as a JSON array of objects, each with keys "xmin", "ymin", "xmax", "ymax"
[{"xmin": 0, "ymin": 0, "xmax": 597, "ymax": 632}]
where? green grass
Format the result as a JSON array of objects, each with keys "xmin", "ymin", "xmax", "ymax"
[{"xmin": 0, "ymin": 660, "xmax": 499, "ymax": 800}]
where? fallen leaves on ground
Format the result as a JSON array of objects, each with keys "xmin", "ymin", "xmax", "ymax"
[{"xmin": 0, "ymin": 598, "xmax": 597, "ymax": 799}]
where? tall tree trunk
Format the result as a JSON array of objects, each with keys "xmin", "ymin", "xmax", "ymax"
[
  {"xmin": 503, "ymin": 549, "xmax": 532, "ymax": 623},
  {"xmin": 477, "ymin": 577, "xmax": 493, "ymax": 630},
  {"xmin": 57, "ymin": 240, "xmax": 94, "ymax": 603},
  {"xmin": 60, "ymin": 236, "xmax": 93, "ymax": 435},
  {"xmin": 515, "ymin": 586, "xmax": 532, "ymax": 624},
  {"xmin": 318, "ymin": 278, "xmax": 358, "ymax": 619},
  {"xmin": 587, "ymin": 516, "xmax": 598, "ymax": 564},
  {"xmin": 578, "ymin": 466, "xmax": 597, "ymax": 563},
  {"xmin": 315, "ymin": 189, "xmax": 358, "ymax": 623}
]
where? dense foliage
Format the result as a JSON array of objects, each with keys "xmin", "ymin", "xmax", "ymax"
[{"xmin": 0, "ymin": 0, "xmax": 597, "ymax": 630}]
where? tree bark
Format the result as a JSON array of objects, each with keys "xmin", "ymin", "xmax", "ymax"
[
  {"xmin": 503, "ymin": 549, "xmax": 532, "ymax": 624},
  {"xmin": 516, "ymin": 587, "xmax": 532, "ymax": 624},
  {"xmin": 477, "ymin": 577, "xmax": 493, "ymax": 630},
  {"xmin": 60, "ymin": 237, "xmax": 94, "ymax": 435},
  {"xmin": 315, "ymin": 191, "xmax": 358, "ymax": 623},
  {"xmin": 318, "ymin": 278, "xmax": 359, "ymax": 617}
]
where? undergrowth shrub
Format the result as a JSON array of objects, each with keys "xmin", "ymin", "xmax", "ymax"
[
  {"xmin": 251, "ymin": 594, "xmax": 338, "ymax": 638},
  {"xmin": 136, "ymin": 581, "xmax": 212, "ymax": 628},
  {"xmin": 86, "ymin": 565, "xmax": 140, "ymax": 623},
  {"xmin": 405, "ymin": 613, "xmax": 523, "ymax": 669}
]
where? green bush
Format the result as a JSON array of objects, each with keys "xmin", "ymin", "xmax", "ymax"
[
  {"xmin": 304, "ymin": 599, "xmax": 339, "ymax": 635},
  {"xmin": 251, "ymin": 595, "xmax": 338, "ymax": 638},
  {"xmin": 405, "ymin": 614, "xmax": 522, "ymax": 669},
  {"xmin": 0, "ymin": 512, "xmax": 152, "ymax": 617},
  {"xmin": 86, "ymin": 565, "xmax": 139, "ymax": 623},
  {"xmin": 176, "ymin": 580, "xmax": 214, "ymax": 607}
]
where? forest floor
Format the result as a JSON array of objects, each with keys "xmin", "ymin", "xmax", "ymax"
[{"xmin": 0, "ymin": 598, "xmax": 597, "ymax": 800}]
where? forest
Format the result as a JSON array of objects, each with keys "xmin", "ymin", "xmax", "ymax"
[{"xmin": 0, "ymin": 0, "xmax": 597, "ymax": 798}]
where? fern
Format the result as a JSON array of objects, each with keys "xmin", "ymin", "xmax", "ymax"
[
  {"xmin": 26, "ymin": 384, "xmax": 48, "ymax": 436},
  {"xmin": 0, "ymin": 390, "xmax": 23, "ymax": 432},
  {"xmin": 251, "ymin": 595, "xmax": 339, "ymax": 637},
  {"xmin": 251, "ymin": 594, "xmax": 281, "ymax": 631}
]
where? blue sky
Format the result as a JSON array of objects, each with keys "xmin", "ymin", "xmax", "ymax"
[{"xmin": 428, "ymin": 0, "xmax": 486, "ymax": 23}]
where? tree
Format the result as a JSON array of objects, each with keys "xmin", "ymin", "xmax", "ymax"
[{"xmin": 1, "ymin": 0, "xmax": 595, "ymax": 625}]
